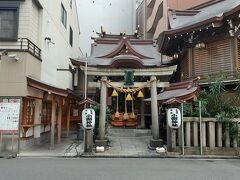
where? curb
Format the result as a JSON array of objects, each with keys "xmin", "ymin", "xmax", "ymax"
[
  {"xmin": 77, "ymin": 153, "xmax": 240, "ymax": 159},
  {"xmin": 0, "ymin": 153, "xmax": 17, "ymax": 159},
  {"xmin": 14, "ymin": 153, "xmax": 240, "ymax": 159},
  {"xmin": 17, "ymin": 153, "xmax": 78, "ymax": 158}
]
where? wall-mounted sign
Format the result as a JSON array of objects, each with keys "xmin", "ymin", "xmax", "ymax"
[
  {"xmin": 124, "ymin": 70, "xmax": 134, "ymax": 86},
  {"xmin": 82, "ymin": 108, "xmax": 95, "ymax": 129},
  {"xmin": 0, "ymin": 102, "xmax": 20, "ymax": 132},
  {"xmin": 167, "ymin": 108, "xmax": 181, "ymax": 129},
  {"xmin": 73, "ymin": 109, "xmax": 79, "ymax": 117}
]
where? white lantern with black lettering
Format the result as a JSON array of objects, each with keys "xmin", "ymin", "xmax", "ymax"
[
  {"xmin": 167, "ymin": 108, "xmax": 181, "ymax": 129},
  {"xmin": 82, "ymin": 108, "xmax": 95, "ymax": 129}
]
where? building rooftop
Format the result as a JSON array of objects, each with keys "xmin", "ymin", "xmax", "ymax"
[
  {"xmin": 72, "ymin": 32, "xmax": 173, "ymax": 68},
  {"xmin": 168, "ymin": 0, "xmax": 240, "ymax": 34}
]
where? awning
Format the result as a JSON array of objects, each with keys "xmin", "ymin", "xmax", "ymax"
[
  {"xmin": 27, "ymin": 75, "xmax": 68, "ymax": 97},
  {"xmin": 144, "ymin": 78, "xmax": 199, "ymax": 104},
  {"xmin": 78, "ymin": 98, "xmax": 98, "ymax": 106}
]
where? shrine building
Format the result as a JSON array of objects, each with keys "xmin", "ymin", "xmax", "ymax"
[{"xmin": 71, "ymin": 28, "xmax": 178, "ymax": 148}]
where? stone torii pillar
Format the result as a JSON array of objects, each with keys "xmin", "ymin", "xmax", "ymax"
[
  {"xmin": 149, "ymin": 76, "xmax": 163, "ymax": 149},
  {"xmin": 95, "ymin": 76, "xmax": 108, "ymax": 148}
]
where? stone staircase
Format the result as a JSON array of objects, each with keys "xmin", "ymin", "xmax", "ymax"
[{"xmin": 107, "ymin": 128, "xmax": 151, "ymax": 137}]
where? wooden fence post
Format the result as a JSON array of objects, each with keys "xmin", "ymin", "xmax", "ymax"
[
  {"xmin": 186, "ymin": 122, "xmax": 191, "ymax": 146},
  {"xmin": 202, "ymin": 122, "xmax": 206, "ymax": 147},
  {"xmin": 208, "ymin": 122, "xmax": 215, "ymax": 150},
  {"xmin": 225, "ymin": 124, "xmax": 230, "ymax": 148},
  {"xmin": 216, "ymin": 123, "xmax": 223, "ymax": 147},
  {"xmin": 193, "ymin": 121, "xmax": 198, "ymax": 147}
]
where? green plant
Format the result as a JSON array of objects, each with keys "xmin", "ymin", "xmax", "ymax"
[
  {"xmin": 198, "ymin": 74, "xmax": 240, "ymax": 142},
  {"xmin": 181, "ymin": 73, "xmax": 240, "ymax": 142},
  {"xmin": 180, "ymin": 100, "xmax": 209, "ymax": 117},
  {"xmin": 92, "ymin": 104, "xmax": 112, "ymax": 139}
]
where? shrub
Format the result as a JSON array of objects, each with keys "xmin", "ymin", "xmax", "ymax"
[{"xmin": 92, "ymin": 104, "xmax": 112, "ymax": 139}]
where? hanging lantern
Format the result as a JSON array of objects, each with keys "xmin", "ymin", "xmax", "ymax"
[
  {"xmin": 123, "ymin": 112, "xmax": 129, "ymax": 120},
  {"xmin": 130, "ymin": 92, "xmax": 135, "ymax": 119},
  {"xmin": 137, "ymin": 90, "xmax": 144, "ymax": 98},
  {"xmin": 126, "ymin": 93, "xmax": 133, "ymax": 101},
  {"xmin": 111, "ymin": 89, "xmax": 118, "ymax": 97},
  {"xmin": 130, "ymin": 112, "xmax": 136, "ymax": 119},
  {"xmin": 115, "ymin": 111, "xmax": 120, "ymax": 118}
]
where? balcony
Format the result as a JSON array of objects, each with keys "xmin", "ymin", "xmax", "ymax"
[{"xmin": 0, "ymin": 38, "xmax": 42, "ymax": 61}]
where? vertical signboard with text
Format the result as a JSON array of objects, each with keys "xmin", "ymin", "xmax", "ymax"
[
  {"xmin": 0, "ymin": 100, "xmax": 21, "ymax": 133},
  {"xmin": 0, "ymin": 98, "xmax": 21, "ymax": 153}
]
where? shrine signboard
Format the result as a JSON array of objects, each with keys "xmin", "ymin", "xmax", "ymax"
[
  {"xmin": 124, "ymin": 70, "xmax": 134, "ymax": 86},
  {"xmin": 0, "ymin": 101, "xmax": 21, "ymax": 132}
]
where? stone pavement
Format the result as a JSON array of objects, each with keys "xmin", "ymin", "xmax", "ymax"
[
  {"xmin": 18, "ymin": 134, "xmax": 84, "ymax": 158},
  {"xmin": 16, "ymin": 128, "xmax": 165, "ymax": 158},
  {"xmin": 81, "ymin": 128, "xmax": 166, "ymax": 158},
  {"xmin": 7, "ymin": 128, "xmax": 239, "ymax": 159}
]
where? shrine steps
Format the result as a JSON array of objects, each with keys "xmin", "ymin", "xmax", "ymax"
[{"xmin": 107, "ymin": 128, "xmax": 151, "ymax": 137}]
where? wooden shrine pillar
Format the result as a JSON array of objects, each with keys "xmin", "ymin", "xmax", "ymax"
[
  {"xmin": 149, "ymin": 76, "xmax": 163, "ymax": 149},
  {"xmin": 57, "ymin": 99, "xmax": 62, "ymax": 144},
  {"xmin": 99, "ymin": 76, "xmax": 107, "ymax": 140},
  {"xmin": 150, "ymin": 76, "xmax": 159, "ymax": 139},
  {"xmin": 50, "ymin": 95, "xmax": 56, "ymax": 149},
  {"xmin": 66, "ymin": 102, "xmax": 71, "ymax": 137}
]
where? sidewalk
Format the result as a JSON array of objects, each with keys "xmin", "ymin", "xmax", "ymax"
[
  {"xmin": 14, "ymin": 130, "xmax": 240, "ymax": 159},
  {"xmin": 81, "ymin": 135, "xmax": 164, "ymax": 158},
  {"xmin": 18, "ymin": 134, "xmax": 84, "ymax": 158}
]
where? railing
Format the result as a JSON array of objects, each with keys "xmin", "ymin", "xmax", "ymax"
[
  {"xmin": 184, "ymin": 71, "xmax": 240, "ymax": 84},
  {"xmin": 0, "ymin": 38, "xmax": 41, "ymax": 61},
  {"xmin": 167, "ymin": 117, "xmax": 240, "ymax": 155}
]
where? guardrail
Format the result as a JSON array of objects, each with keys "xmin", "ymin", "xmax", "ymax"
[
  {"xmin": 0, "ymin": 38, "xmax": 41, "ymax": 61},
  {"xmin": 184, "ymin": 71, "xmax": 240, "ymax": 84},
  {"xmin": 167, "ymin": 117, "xmax": 240, "ymax": 155}
]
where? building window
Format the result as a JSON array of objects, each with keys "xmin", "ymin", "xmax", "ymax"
[
  {"xmin": 0, "ymin": 8, "xmax": 19, "ymax": 41},
  {"xmin": 69, "ymin": 26, "xmax": 73, "ymax": 47},
  {"xmin": 61, "ymin": 3, "xmax": 67, "ymax": 28},
  {"xmin": 70, "ymin": 0, "xmax": 72, "ymax": 9}
]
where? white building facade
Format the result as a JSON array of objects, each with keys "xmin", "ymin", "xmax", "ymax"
[{"xmin": 77, "ymin": 0, "xmax": 137, "ymax": 56}]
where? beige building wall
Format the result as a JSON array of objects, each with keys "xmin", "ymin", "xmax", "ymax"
[
  {"xmin": 168, "ymin": 0, "xmax": 210, "ymax": 10},
  {"xmin": 29, "ymin": 1, "xmax": 41, "ymax": 46},
  {"xmin": 18, "ymin": 0, "xmax": 31, "ymax": 40},
  {"xmin": 0, "ymin": 0, "xmax": 82, "ymax": 96},
  {"xmin": 137, "ymin": 0, "xmax": 211, "ymax": 39},
  {"xmin": 0, "ymin": 52, "xmax": 41, "ymax": 97}
]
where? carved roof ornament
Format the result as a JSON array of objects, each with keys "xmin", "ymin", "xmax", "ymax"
[{"xmin": 97, "ymin": 38, "xmax": 153, "ymax": 59}]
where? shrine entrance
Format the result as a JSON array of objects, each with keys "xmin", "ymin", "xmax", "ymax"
[
  {"xmin": 108, "ymin": 80, "xmax": 150, "ymax": 128},
  {"xmin": 71, "ymin": 30, "xmax": 177, "ymax": 149}
]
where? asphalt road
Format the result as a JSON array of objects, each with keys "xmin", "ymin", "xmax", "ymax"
[{"xmin": 0, "ymin": 158, "xmax": 239, "ymax": 180}]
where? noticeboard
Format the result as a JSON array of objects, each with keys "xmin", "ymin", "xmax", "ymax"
[{"xmin": 0, "ymin": 102, "xmax": 21, "ymax": 132}]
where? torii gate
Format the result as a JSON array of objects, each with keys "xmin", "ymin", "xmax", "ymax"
[{"xmin": 82, "ymin": 65, "xmax": 177, "ymax": 149}]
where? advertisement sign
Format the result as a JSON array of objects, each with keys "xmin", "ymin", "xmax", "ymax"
[
  {"xmin": 167, "ymin": 108, "xmax": 181, "ymax": 129},
  {"xmin": 82, "ymin": 108, "xmax": 95, "ymax": 129},
  {"xmin": 0, "ymin": 102, "xmax": 20, "ymax": 132}
]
